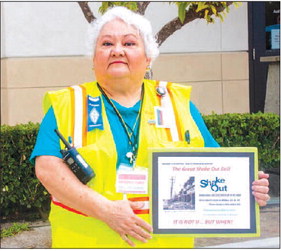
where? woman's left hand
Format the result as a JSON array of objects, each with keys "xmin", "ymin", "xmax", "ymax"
[{"xmin": 252, "ymin": 171, "xmax": 270, "ymax": 207}]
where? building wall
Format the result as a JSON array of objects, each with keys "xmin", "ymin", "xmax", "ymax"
[
  {"xmin": 1, "ymin": 52, "xmax": 249, "ymax": 125},
  {"xmin": 1, "ymin": 2, "xmax": 249, "ymax": 125}
]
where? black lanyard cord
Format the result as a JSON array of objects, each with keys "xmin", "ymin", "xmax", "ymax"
[{"xmin": 97, "ymin": 83, "xmax": 144, "ymax": 154}]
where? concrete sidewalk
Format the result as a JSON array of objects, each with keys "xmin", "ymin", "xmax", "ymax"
[{"xmin": 206, "ymin": 237, "xmax": 279, "ymax": 248}]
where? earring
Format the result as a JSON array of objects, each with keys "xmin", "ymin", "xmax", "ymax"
[{"xmin": 145, "ymin": 65, "xmax": 152, "ymax": 79}]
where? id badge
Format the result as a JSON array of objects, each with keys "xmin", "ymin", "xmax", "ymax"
[
  {"xmin": 116, "ymin": 165, "xmax": 148, "ymax": 194},
  {"xmin": 154, "ymin": 106, "xmax": 170, "ymax": 128}
]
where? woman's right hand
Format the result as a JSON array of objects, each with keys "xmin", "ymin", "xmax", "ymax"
[{"xmin": 101, "ymin": 199, "xmax": 152, "ymax": 247}]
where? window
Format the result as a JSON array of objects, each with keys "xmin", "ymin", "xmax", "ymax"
[{"xmin": 265, "ymin": 2, "xmax": 280, "ymax": 50}]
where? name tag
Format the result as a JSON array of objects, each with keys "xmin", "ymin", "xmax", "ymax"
[
  {"xmin": 116, "ymin": 166, "xmax": 148, "ymax": 194},
  {"xmin": 154, "ymin": 106, "xmax": 170, "ymax": 128}
]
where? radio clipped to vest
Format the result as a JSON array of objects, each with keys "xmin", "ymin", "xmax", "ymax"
[{"xmin": 54, "ymin": 129, "xmax": 95, "ymax": 184}]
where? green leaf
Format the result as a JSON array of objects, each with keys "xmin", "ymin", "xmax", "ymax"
[
  {"xmin": 196, "ymin": 2, "xmax": 208, "ymax": 12},
  {"xmin": 99, "ymin": 2, "xmax": 109, "ymax": 14},
  {"xmin": 210, "ymin": 5, "xmax": 217, "ymax": 15},
  {"xmin": 178, "ymin": 2, "xmax": 188, "ymax": 23},
  {"xmin": 204, "ymin": 9, "xmax": 210, "ymax": 20}
]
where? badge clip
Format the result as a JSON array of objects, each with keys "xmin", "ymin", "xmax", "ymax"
[{"xmin": 156, "ymin": 86, "xmax": 166, "ymax": 96}]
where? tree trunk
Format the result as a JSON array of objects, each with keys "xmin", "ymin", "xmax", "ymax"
[
  {"xmin": 136, "ymin": 2, "xmax": 151, "ymax": 15},
  {"xmin": 78, "ymin": 2, "xmax": 96, "ymax": 23}
]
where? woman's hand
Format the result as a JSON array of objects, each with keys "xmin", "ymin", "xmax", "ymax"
[
  {"xmin": 252, "ymin": 171, "xmax": 270, "ymax": 207},
  {"xmin": 101, "ymin": 200, "xmax": 152, "ymax": 247}
]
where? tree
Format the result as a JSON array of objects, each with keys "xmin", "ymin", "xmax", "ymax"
[{"xmin": 78, "ymin": 1, "xmax": 240, "ymax": 46}]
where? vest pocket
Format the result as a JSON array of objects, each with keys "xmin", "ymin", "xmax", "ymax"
[{"xmin": 77, "ymin": 143, "xmax": 117, "ymax": 196}]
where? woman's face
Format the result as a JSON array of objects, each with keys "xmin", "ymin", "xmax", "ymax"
[{"xmin": 93, "ymin": 19, "xmax": 151, "ymax": 83}]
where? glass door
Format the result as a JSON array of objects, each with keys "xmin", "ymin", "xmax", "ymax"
[{"xmin": 248, "ymin": 2, "xmax": 280, "ymax": 113}]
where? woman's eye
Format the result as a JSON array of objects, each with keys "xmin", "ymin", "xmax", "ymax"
[
  {"xmin": 102, "ymin": 42, "xmax": 113, "ymax": 46},
  {"xmin": 124, "ymin": 42, "xmax": 136, "ymax": 46}
]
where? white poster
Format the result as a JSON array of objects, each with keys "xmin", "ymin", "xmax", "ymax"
[{"xmin": 150, "ymin": 148, "xmax": 259, "ymax": 236}]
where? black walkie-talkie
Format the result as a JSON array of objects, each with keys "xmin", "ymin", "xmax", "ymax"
[{"xmin": 55, "ymin": 129, "xmax": 95, "ymax": 184}]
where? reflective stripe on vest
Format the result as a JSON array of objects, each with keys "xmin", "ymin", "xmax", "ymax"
[
  {"xmin": 51, "ymin": 196, "xmax": 148, "ymax": 216},
  {"xmin": 69, "ymin": 85, "xmax": 88, "ymax": 148},
  {"xmin": 158, "ymin": 81, "xmax": 180, "ymax": 141},
  {"xmin": 51, "ymin": 196, "xmax": 87, "ymax": 216},
  {"xmin": 128, "ymin": 196, "xmax": 149, "ymax": 214},
  {"xmin": 71, "ymin": 85, "xmax": 83, "ymax": 148}
]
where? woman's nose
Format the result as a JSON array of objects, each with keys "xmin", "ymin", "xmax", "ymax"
[{"xmin": 111, "ymin": 44, "xmax": 125, "ymax": 57}]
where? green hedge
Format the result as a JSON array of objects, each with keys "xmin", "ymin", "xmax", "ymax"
[
  {"xmin": 0, "ymin": 113, "xmax": 280, "ymax": 219},
  {"xmin": 204, "ymin": 112, "xmax": 280, "ymax": 171},
  {"xmin": 0, "ymin": 122, "xmax": 50, "ymax": 220}
]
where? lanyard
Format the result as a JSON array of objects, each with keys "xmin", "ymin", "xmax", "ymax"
[{"xmin": 97, "ymin": 83, "xmax": 144, "ymax": 164}]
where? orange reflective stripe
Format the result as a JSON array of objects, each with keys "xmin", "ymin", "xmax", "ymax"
[
  {"xmin": 165, "ymin": 128, "xmax": 173, "ymax": 141},
  {"xmin": 51, "ymin": 196, "xmax": 88, "ymax": 217},
  {"xmin": 134, "ymin": 209, "xmax": 149, "ymax": 214},
  {"xmin": 128, "ymin": 196, "xmax": 149, "ymax": 202},
  {"xmin": 128, "ymin": 197, "xmax": 150, "ymax": 214},
  {"xmin": 51, "ymin": 196, "xmax": 150, "ymax": 216}
]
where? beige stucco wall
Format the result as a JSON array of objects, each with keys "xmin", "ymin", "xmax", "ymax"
[{"xmin": 1, "ymin": 52, "xmax": 249, "ymax": 125}]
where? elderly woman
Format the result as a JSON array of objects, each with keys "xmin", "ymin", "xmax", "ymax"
[{"xmin": 30, "ymin": 6, "xmax": 270, "ymax": 248}]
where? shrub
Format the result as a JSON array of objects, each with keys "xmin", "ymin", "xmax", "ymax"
[
  {"xmin": 204, "ymin": 112, "xmax": 280, "ymax": 171},
  {"xmin": 0, "ymin": 122, "xmax": 50, "ymax": 220}
]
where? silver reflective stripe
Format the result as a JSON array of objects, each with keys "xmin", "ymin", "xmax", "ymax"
[
  {"xmin": 159, "ymin": 81, "xmax": 179, "ymax": 141},
  {"xmin": 70, "ymin": 85, "xmax": 83, "ymax": 148}
]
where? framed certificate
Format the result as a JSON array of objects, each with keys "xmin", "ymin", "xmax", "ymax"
[{"xmin": 149, "ymin": 147, "xmax": 260, "ymax": 237}]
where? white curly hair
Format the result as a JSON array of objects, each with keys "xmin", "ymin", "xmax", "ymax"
[{"xmin": 87, "ymin": 6, "xmax": 159, "ymax": 63}]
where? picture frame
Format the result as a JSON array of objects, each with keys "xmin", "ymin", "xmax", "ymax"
[{"xmin": 149, "ymin": 147, "xmax": 260, "ymax": 237}]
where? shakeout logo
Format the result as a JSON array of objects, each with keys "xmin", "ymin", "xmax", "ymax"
[{"xmin": 200, "ymin": 177, "xmax": 228, "ymax": 192}]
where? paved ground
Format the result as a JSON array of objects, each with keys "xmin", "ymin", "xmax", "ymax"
[
  {"xmin": 1, "ymin": 221, "xmax": 51, "ymax": 249},
  {"xmin": 1, "ymin": 202, "xmax": 280, "ymax": 248}
]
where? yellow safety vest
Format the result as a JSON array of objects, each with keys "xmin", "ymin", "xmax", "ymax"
[{"xmin": 43, "ymin": 79, "xmax": 204, "ymax": 248}]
